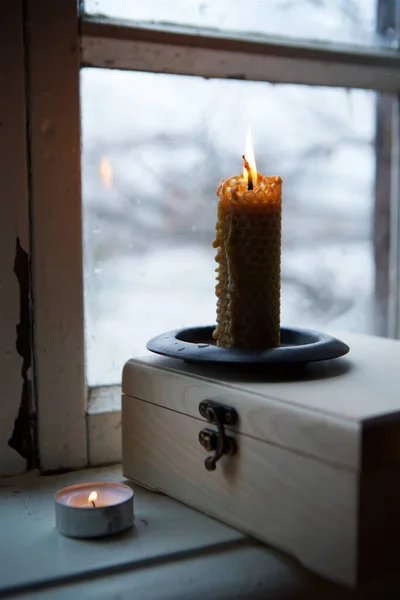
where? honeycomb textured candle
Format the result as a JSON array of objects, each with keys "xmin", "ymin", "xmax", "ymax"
[{"xmin": 213, "ymin": 174, "xmax": 282, "ymax": 348}]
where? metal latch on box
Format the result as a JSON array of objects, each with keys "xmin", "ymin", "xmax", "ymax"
[{"xmin": 198, "ymin": 400, "xmax": 238, "ymax": 471}]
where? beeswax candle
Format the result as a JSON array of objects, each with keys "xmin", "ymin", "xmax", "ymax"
[{"xmin": 213, "ymin": 137, "xmax": 282, "ymax": 349}]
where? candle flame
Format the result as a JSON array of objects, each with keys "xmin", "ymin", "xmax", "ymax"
[
  {"xmin": 243, "ymin": 128, "xmax": 257, "ymax": 187},
  {"xmin": 88, "ymin": 491, "xmax": 98, "ymax": 504},
  {"xmin": 99, "ymin": 158, "xmax": 113, "ymax": 189}
]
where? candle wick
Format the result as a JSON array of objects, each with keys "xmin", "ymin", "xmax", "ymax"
[
  {"xmin": 91, "ymin": 501, "xmax": 96, "ymax": 508},
  {"xmin": 242, "ymin": 155, "xmax": 253, "ymax": 191}
]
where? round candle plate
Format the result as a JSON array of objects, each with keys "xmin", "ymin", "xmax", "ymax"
[{"xmin": 147, "ymin": 326, "xmax": 349, "ymax": 365}]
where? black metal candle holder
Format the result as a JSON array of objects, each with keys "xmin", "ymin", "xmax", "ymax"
[{"xmin": 146, "ymin": 325, "xmax": 349, "ymax": 366}]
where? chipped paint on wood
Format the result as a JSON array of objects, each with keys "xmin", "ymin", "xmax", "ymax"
[{"xmin": 8, "ymin": 238, "xmax": 37, "ymax": 469}]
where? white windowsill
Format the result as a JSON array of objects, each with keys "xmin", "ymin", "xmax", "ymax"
[{"xmin": 0, "ymin": 465, "xmax": 360, "ymax": 599}]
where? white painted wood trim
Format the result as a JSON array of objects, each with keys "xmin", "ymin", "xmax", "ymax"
[
  {"xmin": 87, "ymin": 387, "xmax": 121, "ymax": 466},
  {"xmin": 0, "ymin": 0, "xmax": 31, "ymax": 476},
  {"xmin": 372, "ymin": 0, "xmax": 399, "ymax": 338},
  {"xmin": 88, "ymin": 385, "xmax": 121, "ymax": 414},
  {"xmin": 26, "ymin": 0, "xmax": 87, "ymax": 471},
  {"xmin": 388, "ymin": 99, "xmax": 400, "ymax": 338},
  {"xmin": 81, "ymin": 17, "xmax": 400, "ymax": 92}
]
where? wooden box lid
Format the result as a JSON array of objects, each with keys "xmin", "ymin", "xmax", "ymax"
[{"xmin": 122, "ymin": 333, "xmax": 400, "ymax": 471}]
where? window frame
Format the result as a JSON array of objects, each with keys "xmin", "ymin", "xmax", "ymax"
[
  {"xmin": 15, "ymin": 0, "xmax": 400, "ymax": 472},
  {"xmin": 0, "ymin": 0, "xmax": 32, "ymax": 477},
  {"xmin": 24, "ymin": 0, "xmax": 86, "ymax": 472},
  {"xmin": 81, "ymin": 14, "xmax": 400, "ymax": 91}
]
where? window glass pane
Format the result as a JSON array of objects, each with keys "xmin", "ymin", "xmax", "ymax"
[
  {"xmin": 81, "ymin": 68, "xmax": 377, "ymax": 386},
  {"xmin": 84, "ymin": 0, "xmax": 396, "ymax": 48}
]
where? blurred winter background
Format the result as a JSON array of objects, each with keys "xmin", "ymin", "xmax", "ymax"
[{"xmin": 81, "ymin": 0, "xmax": 392, "ymax": 385}]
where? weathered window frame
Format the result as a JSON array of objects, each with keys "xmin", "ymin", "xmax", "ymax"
[
  {"xmin": 2, "ymin": 0, "xmax": 398, "ymax": 474},
  {"xmin": 82, "ymin": 7, "xmax": 400, "ymax": 467},
  {"xmin": 0, "ymin": 1, "xmax": 32, "ymax": 477}
]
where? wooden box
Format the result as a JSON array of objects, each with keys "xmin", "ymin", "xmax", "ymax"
[{"xmin": 122, "ymin": 333, "xmax": 400, "ymax": 587}]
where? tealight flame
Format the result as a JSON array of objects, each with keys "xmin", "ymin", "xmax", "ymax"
[
  {"xmin": 242, "ymin": 127, "xmax": 257, "ymax": 189},
  {"xmin": 88, "ymin": 491, "xmax": 98, "ymax": 507},
  {"xmin": 99, "ymin": 158, "xmax": 113, "ymax": 189}
]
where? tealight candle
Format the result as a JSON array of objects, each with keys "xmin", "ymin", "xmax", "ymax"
[{"xmin": 55, "ymin": 482, "xmax": 134, "ymax": 538}]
